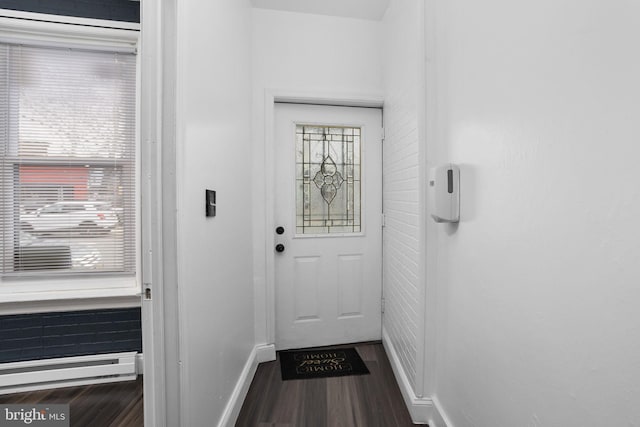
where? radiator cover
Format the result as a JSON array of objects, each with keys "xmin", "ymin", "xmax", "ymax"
[{"xmin": 0, "ymin": 352, "xmax": 137, "ymax": 395}]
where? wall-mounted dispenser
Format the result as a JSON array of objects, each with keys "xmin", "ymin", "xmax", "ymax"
[{"xmin": 429, "ymin": 164, "xmax": 460, "ymax": 223}]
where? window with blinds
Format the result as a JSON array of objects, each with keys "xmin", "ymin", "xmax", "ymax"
[{"xmin": 0, "ymin": 43, "xmax": 137, "ymax": 276}]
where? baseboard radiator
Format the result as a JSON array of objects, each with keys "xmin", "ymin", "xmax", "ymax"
[{"xmin": 0, "ymin": 352, "xmax": 138, "ymax": 395}]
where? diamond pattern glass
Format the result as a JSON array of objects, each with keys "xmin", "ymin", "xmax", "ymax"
[{"xmin": 296, "ymin": 125, "xmax": 361, "ymax": 234}]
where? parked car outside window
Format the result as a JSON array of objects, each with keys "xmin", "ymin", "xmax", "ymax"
[{"xmin": 20, "ymin": 201, "xmax": 119, "ymax": 235}]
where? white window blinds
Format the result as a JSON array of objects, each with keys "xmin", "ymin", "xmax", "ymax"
[{"xmin": 0, "ymin": 43, "xmax": 136, "ymax": 276}]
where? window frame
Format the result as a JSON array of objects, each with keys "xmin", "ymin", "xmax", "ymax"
[{"xmin": 0, "ymin": 10, "xmax": 141, "ymax": 305}]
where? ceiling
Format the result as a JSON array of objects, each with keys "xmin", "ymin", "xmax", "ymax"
[{"xmin": 250, "ymin": 0, "xmax": 390, "ymax": 21}]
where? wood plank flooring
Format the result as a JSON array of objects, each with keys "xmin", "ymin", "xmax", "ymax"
[
  {"xmin": 0, "ymin": 343, "xmax": 416, "ymax": 426},
  {"xmin": 0, "ymin": 377, "xmax": 143, "ymax": 427},
  {"xmin": 236, "ymin": 342, "xmax": 418, "ymax": 427}
]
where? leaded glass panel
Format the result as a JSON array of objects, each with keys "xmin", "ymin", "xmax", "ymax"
[{"xmin": 296, "ymin": 125, "xmax": 361, "ymax": 234}]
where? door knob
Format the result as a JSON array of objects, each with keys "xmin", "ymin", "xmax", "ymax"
[
  {"xmin": 276, "ymin": 226, "xmax": 285, "ymax": 235},
  {"xmin": 275, "ymin": 244, "xmax": 285, "ymax": 253}
]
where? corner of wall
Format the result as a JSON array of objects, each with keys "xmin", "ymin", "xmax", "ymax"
[
  {"xmin": 429, "ymin": 395, "xmax": 455, "ymax": 427},
  {"xmin": 216, "ymin": 344, "xmax": 261, "ymax": 427},
  {"xmin": 255, "ymin": 343, "xmax": 276, "ymax": 363},
  {"xmin": 382, "ymin": 327, "xmax": 431, "ymax": 425}
]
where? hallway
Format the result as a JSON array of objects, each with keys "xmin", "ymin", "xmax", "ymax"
[
  {"xmin": 236, "ymin": 342, "xmax": 415, "ymax": 426},
  {"xmin": 2, "ymin": 0, "xmax": 639, "ymax": 425}
]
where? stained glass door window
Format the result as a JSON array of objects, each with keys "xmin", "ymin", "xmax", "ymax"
[{"xmin": 296, "ymin": 125, "xmax": 361, "ymax": 234}]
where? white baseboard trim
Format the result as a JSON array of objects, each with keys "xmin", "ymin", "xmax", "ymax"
[
  {"xmin": 217, "ymin": 345, "xmax": 260, "ymax": 427},
  {"xmin": 0, "ymin": 352, "xmax": 137, "ymax": 395},
  {"xmin": 430, "ymin": 395, "xmax": 454, "ymax": 427},
  {"xmin": 382, "ymin": 327, "xmax": 452, "ymax": 426},
  {"xmin": 255, "ymin": 343, "xmax": 276, "ymax": 363}
]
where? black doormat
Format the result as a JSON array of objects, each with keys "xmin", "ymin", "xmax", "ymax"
[{"xmin": 279, "ymin": 347, "xmax": 370, "ymax": 381}]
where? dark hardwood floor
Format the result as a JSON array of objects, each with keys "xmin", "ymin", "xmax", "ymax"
[
  {"xmin": 0, "ymin": 377, "xmax": 143, "ymax": 427},
  {"xmin": 236, "ymin": 342, "xmax": 417, "ymax": 427},
  {"xmin": 0, "ymin": 343, "xmax": 416, "ymax": 426}
]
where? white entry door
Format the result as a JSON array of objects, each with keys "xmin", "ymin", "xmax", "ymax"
[{"xmin": 274, "ymin": 103, "xmax": 382, "ymax": 350}]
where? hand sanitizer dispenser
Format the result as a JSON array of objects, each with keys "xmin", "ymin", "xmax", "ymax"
[{"xmin": 430, "ymin": 164, "xmax": 460, "ymax": 223}]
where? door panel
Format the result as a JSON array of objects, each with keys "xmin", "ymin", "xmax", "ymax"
[
  {"xmin": 274, "ymin": 103, "xmax": 382, "ymax": 350},
  {"xmin": 293, "ymin": 256, "xmax": 321, "ymax": 320},
  {"xmin": 337, "ymin": 254, "xmax": 364, "ymax": 317}
]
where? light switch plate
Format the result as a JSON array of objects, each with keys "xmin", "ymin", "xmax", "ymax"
[{"xmin": 206, "ymin": 189, "xmax": 216, "ymax": 217}]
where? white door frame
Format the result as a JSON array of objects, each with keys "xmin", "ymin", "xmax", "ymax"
[
  {"xmin": 140, "ymin": 1, "xmax": 180, "ymax": 426},
  {"xmin": 261, "ymin": 90, "xmax": 384, "ymax": 349}
]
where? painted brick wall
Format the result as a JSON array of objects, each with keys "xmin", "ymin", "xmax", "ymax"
[
  {"xmin": 381, "ymin": 0, "xmax": 423, "ymax": 392},
  {"xmin": 0, "ymin": 0, "xmax": 139, "ymax": 23},
  {"xmin": 0, "ymin": 308, "xmax": 142, "ymax": 363}
]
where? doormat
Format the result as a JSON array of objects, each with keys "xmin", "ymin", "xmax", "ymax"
[{"xmin": 279, "ymin": 347, "xmax": 370, "ymax": 381}]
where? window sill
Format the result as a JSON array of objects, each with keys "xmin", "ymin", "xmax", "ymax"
[{"xmin": 0, "ymin": 278, "xmax": 141, "ymax": 315}]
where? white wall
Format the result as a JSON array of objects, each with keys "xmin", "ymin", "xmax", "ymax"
[
  {"xmin": 432, "ymin": 1, "xmax": 640, "ymax": 425},
  {"xmin": 251, "ymin": 8, "xmax": 383, "ymax": 345},
  {"xmin": 175, "ymin": 1, "xmax": 255, "ymax": 425},
  {"xmin": 251, "ymin": 8, "xmax": 382, "ymax": 95},
  {"xmin": 380, "ymin": 0, "xmax": 427, "ymax": 398}
]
